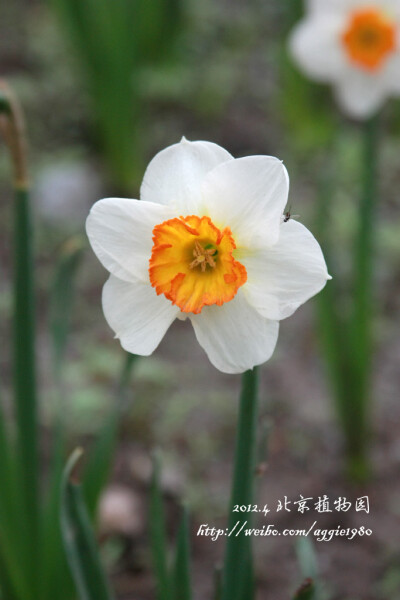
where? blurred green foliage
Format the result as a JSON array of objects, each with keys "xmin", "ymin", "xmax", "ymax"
[
  {"xmin": 278, "ymin": 0, "xmax": 337, "ymax": 154},
  {"xmin": 0, "ymin": 87, "xmax": 136, "ymax": 600},
  {"xmin": 46, "ymin": 0, "xmax": 184, "ymax": 191},
  {"xmin": 150, "ymin": 455, "xmax": 192, "ymax": 600}
]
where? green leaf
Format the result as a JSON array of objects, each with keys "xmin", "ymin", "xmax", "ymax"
[
  {"xmin": 313, "ymin": 121, "xmax": 377, "ymax": 482},
  {"xmin": 60, "ymin": 449, "xmax": 115, "ymax": 600},
  {"xmin": 13, "ymin": 186, "xmax": 40, "ymax": 598},
  {"xmin": 0, "ymin": 84, "xmax": 39, "ymax": 600},
  {"xmin": 0, "ymin": 423, "xmax": 31, "ymax": 600},
  {"xmin": 46, "ymin": 0, "xmax": 184, "ymax": 190},
  {"xmin": 50, "ymin": 236, "xmax": 86, "ymax": 379},
  {"xmin": 82, "ymin": 407, "xmax": 119, "ymax": 521},
  {"xmin": 0, "ymin": 535, "xmax": 24, "ymax": 600},
  {"xmin": 40, "ymin": 236, "xmax": 86, "ymax": 599},
  {"xmin": 40, "ymin": 423, "xmax": 75, "ymax": 600},
  {"xmin": 172, "ymin": 507, "xmax": 192, "ymax": 600},
  {"xmin": 83, "ymin": 352, "xmax": 137, "ymax": 519},
  {"xmin": 150, "ymin": 453, "xmax": 172, "ymax": 600},
  {"xmin": 0, "ymin": 401, "xmax": 22, "ymax": 559}
]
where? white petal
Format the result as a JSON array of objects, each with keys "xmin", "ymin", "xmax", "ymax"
[
  {"xmin": 189, "ymin": 292, "xmax": 279, "ymax": 374},
  {"xmin": 307, "ymin": 0, "xmax": 380, "ymax": 13},
  {"xmin": 86, "ymin": 197, "xmax": 174, "ymax": 283},
  {"xmin": 201, "ymin": 156, "xmax": 289, "ymax": 248},
  {"xmin": 289, "ymin": 15, "xmax": 346, "ymax": 82},
  {"xmin": 334, "ymin": 68, "xmax": 387, "ymax": 119},
  {"xmin": 140, "ymin": 138, "xmax": 233, "ymax": 214},
  {"xmin": 243, "ymin": 219, "xmax": 331, "ymax": 321},
  {"xmin": 102, "ymin": 275, "xmax": 180, "ymax": 355},
  {"xmin": 381, "ymin": 50, "xmax": 400, "ymax": 94}
]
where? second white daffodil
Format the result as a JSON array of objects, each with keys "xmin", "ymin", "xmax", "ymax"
[
  {"xmin": 86, "ymin": 138, "xmax": 330, "ymax": 374},
  {"xmin": 289, "ymin": 0, "xmax": 400, "ymax": 119}
]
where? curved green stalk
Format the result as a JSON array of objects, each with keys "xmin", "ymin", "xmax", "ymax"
[
  {"xmin": 13, "ymin": 186, "xmax": 39, "ymax": 542},
  {"xmin": 0, "ymin": 82, "xmax": 40, "ymax": 598}
]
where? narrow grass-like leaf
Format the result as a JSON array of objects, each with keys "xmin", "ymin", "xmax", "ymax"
[
  {"xmin": 172, "ymin": 506, "xmax": 191, "ymax": 600},
  {"xmin": 222, "ymin": 368, "xmax": 259, "ymax": 600},
  {"xmin": 0, "ymin": 401, "xmax": 22, "ymax": 564},
  {"xmin": 13, "ymin": 187, "xmax": 38, "ymax": 507},
  {"xmin": 60, "ymin": 448, "xmax": 115, "ymax": 600},
  {"xmin": 50, "ymin": 236, "xmax": 86, "ymax": 379},
  {"xmin": 40, "ymin": 236, "xmax": 86, "ymax": 599},
  {"xmin": 40, "ymin": 423, "xmax": 75, "ymax": 600},
  {"xmin": 46, "ymin": 0, "xmax": 140, "ymax": 188},
  {"xmin": 0, "ymin": 411, "xmax": 31, "ymax": 600},
  {"xmin": 0, "ymin": 534, "xmax": 24, "ymax": 600},
  {"xmin": 150, "ymin": 453, "xmax": 172, "ymax": 600},
  {"xmin": 0, "ymin": 83, "xmax": 38, "ymax": 600},
  {"xmin": 314, "ymin": 156, "xmax": 369, "ymax": 479},
  {"xmin": 82, "ymin": 406, "xmax": 120, "ymax": 521},
  {"xmin": 314, "ymin": 158, "xmax": 350, "ymax": 413},
  {"xmin": 13, "ymin": 186, "xmax": 40, "ymax": 599},
  {"xmin": 314, "ymin": 119, "xmax": 378, "ymax": 481},
  {"xmin": 46, "ymin": 0, "xmax": 184, "ymax": 190},
  {"xmin": 316, "ymin": 284, "xmax": 356, "ymax": 439},
  {"xmin": 83, "ymin": 352, "xmax": 137, "ymax": 519}
]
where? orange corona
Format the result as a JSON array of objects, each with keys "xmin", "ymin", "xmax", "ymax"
[
  {"xmin": 342, "ymin": 8, "xmax": 396, "ymax": 71},
  {"xmin": 149, "ymin": 215, "xmax": 247, "ymax": 314}
]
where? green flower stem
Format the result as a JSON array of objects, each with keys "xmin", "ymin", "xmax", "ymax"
[
  {"xmin": 314, "ymin": 123, "xmax": 378, "ymax": 482},
  {"xmin": 348, "ymin": 115, "xmax": 379, "ymax": 479},
  {"xmin": 353, "ymin": 115, "xmax": 378, "ymax": 377},
  {"xmin": 222, "ymin": 368, "xmax": 259, "ymax": 600}
]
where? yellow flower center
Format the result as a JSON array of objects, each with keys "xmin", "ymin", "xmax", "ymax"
[
  {"xmin": 149, "ymin": 215, "xmax": 247, "ymax": 314},
  {"xmin": 341, "ymin": 8, "xmax": 396, "ymax": 71}
]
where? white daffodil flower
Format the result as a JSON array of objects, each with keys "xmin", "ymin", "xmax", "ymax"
[
  {"xmin": 86, "ymin": 138, "xmax": 330, "ymax": 374},
  {"xmin": 289, "ymin": 0, "xmax": 400, "ymax": 119}
]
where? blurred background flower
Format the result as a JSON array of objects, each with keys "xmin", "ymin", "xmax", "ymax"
[{"xmin": 289, "ymin": 0, "xmax": 400, "ymax": 118}]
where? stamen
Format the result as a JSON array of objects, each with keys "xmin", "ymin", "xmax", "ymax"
[{"xmin": 189, "ymin": 240, "xmax": 217, "ymax": 272}]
